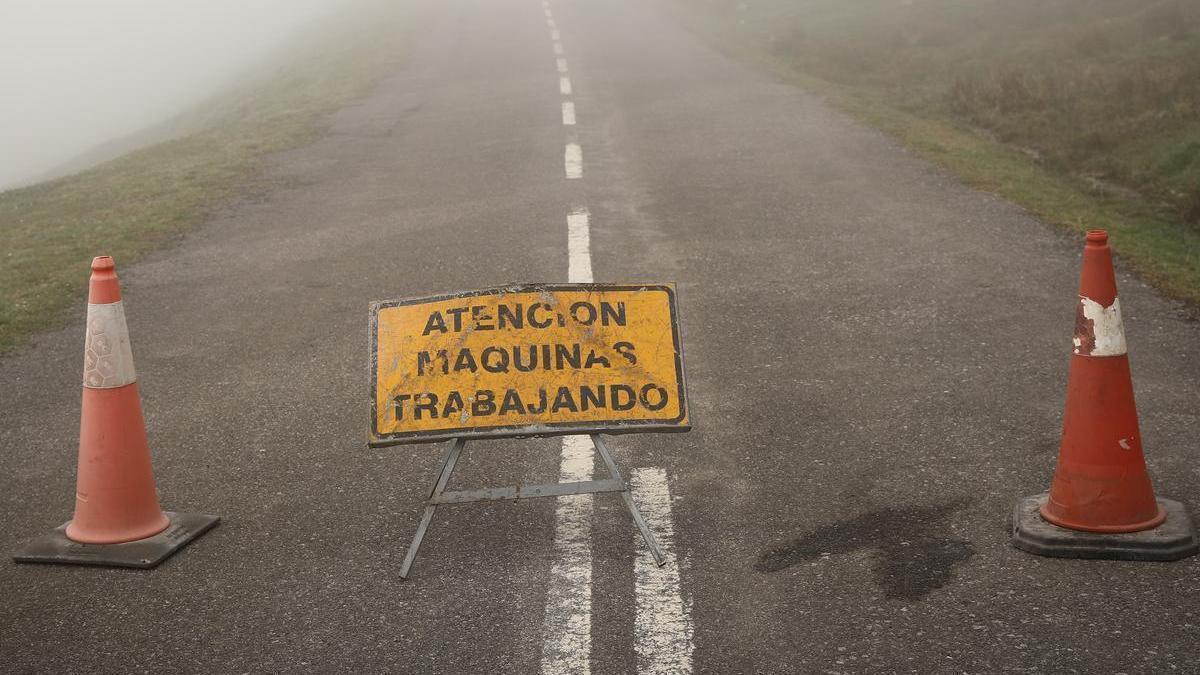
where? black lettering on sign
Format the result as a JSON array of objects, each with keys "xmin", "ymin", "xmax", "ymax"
[
  {"xmin": 580, "ymin": 385, "xmax": 606, "ymax": 411},
  {"xmin": 640, "ymin": 383, "xmax": 669, "ymax": 411},
  {"xmin": 614, "ymin": 341, "xmax": 637, "ymax": 365},
  {"xmin": 445, "ymin": 307, "xmax": 468, "ymax": 332},
  {"xmin": 498, "ymin": 304, "xmax": 523, "ymax": 330},
  {"xmin": 417, "ymin": 350, "xmax": 447, "ymax": 376},
  {"xmin": 513, "ymin": 346, "xmax": 538, "ymax": 372},
  {"xmin": 526, "ymin": 388, "xmax": 548, "ymax": 414},
  {"xmin": 555, "ymin": 343, "xmax": 581, "ymax": 370},
  {"xmin": 442, "ymin": 391, "xmax": 465, "ymax": 418},
  {"xmin": 611, "ymin": 384, "xmax": 636, "ymax": 411},
  {"xmin": 600, "ymin": 302, "xmax": 626, "ymax": 326},
  {"xmin": 453, "ymin": 349, "xmax": 477, "ymax": 373},
  {"xmin": 551, "ymin": 387, "xmax": 579, "ymax": 413},
  {"xmin": 472, "ymin": 390, "xmax": 496, "ymax": 416},
  {"xmin": 471, "ymin": 305, "xmax": 495, "ymax": 331},
  {"xmin": 529, "ymin": 303, "xmax": 553, "ymax": 329},
  {"xmin": 414, "ymin": 393, "xmax": 439, "ymax": 420},
  {"xmin": 482, "ymin": 346, "xmax": 510, "ymax": 373},
  {"xmin": 423, "ymin": 312, "xmax": 447, "ymax": 335},
  {"xmin": 569, "ymin": 301, "xmax": 597, "ymax": 325},
  {"xmin": 500, "ymin": 389, "xmax": 526, "ymax": 415},
  {"xmin": 584, "ymin": 349, "xmax": 610, "ymax": 369},
  {"xmin": 393, "ymin": 394, "xmax": 411, "ymax": 420}
]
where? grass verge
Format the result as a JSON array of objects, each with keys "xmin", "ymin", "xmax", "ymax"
[
  {"xmin": 0, "ymin": 0, "xmax": 417, "ymax": 352},
  {"xmin": 660, "ymin": 0, "xmax": 1200, "ymax": 308}
]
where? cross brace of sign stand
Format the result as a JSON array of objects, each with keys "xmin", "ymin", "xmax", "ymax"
[{"xmin": 399, "ymin": 434, "xmax": 666, "ymax": 579}]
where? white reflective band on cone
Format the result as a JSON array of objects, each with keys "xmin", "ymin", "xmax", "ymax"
[
  {"xmin": 83, "ymin": 302, "xmax": 137, "ymax": 388},
  {"xmin": 1073, "ymin": 296, "xmax": 1128, "ymax": 356}
]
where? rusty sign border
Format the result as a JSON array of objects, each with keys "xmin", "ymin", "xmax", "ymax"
[{"xmin": 368, "ymin": 283, "xmax": 689, "ymax": 447}]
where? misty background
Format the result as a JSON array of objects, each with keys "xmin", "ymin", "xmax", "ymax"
[{"xmin": 0, "ymin": 0, "xmax": 342, "ymax": 191}]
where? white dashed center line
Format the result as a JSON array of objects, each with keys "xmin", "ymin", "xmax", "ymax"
[
  {"xmin": 542, "ymin": 3, "xmax": 689, "ymax": 674},
  {"xmin": 566, "ymin": 209, "xmax": 591, "ymax": 282},
  {"xmin": 564, "ymin": 143, "xmax": 582, "ymax": 179},
  {"xmin": 540, "ymin": 5, "xmax": 594, "ymax": 674}
]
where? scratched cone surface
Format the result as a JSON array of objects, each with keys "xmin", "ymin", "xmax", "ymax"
[
  {"xmin": 1041, "ymin": 231, "xmax": 1165, "ymax": 533},
  {"xmin": 65, "ymin": 257, "xmax": 170, "ymax": 544},
  {"xmin": 370, "ymin": 284, "xmax": 688, "ymax": 445}
]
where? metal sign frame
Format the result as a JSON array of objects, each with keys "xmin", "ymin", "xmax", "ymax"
[
  {"xmin": 399, "ymin": 433, "xmax": 665, "ymax": 579},
  {"xmin": 368, "ymin": 283, "xmax": 689, "ymax": 447}
]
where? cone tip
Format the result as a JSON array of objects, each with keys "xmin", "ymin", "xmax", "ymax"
[
  {"xmin": 87, "ymin": 256, "xmax": 122, "ymax": 304},
  {"xmin": 91, "ymin": 256, "xmax": 115, "ymax": 273},
  {"xmin": 1086, "ymin": 230, "xmax": 1108, "ymax": 246}
]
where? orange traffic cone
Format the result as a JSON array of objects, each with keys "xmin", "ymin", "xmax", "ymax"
[
  {"xmin": 1013, "ymin": 231, "xmax": 1196, "ymax": 560},
  {"xmin": 13, "ymin": 257, "xmax": 218, "ymax": 568},
  {"xmin": 68, "ymin": 255, "xmax": 171, "ymax": 543}
]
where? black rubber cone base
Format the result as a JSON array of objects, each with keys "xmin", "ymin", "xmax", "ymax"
[
  {"xmin": 1012, "ymin": 494, "xmax": 1198, "ymax": 561},
  {"xmin": 12, "ymin": 512, "xmax": 219, "ymax": 569}
]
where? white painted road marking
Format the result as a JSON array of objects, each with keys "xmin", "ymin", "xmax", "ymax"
[
  {"xmin": 544, "ymin": 6, "xmax": 691, "ymax": 673},
  {"xmin": 632, "ymin": 468, "xmax": 694, "ymax": 674},
  {"xmin": 542, "ymin": 209, "xmax": 595, "ymax": 674},
  {"xmin": 565, "ymin": 143, "xmax": 582, "ymax": 179},
  {"xmin": 567, "ymin": 209, "xmax": 591, "ymax": 283},
  {"xmin": 540, "ymin": 435, "xmax": 596, "ymax": 675}
]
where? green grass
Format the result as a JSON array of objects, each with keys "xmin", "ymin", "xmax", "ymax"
[
  {"xmin": 0, "ymin": 0, "xmax": 417, "ymax": 352},
  {"xmin": 663, "ymin": 0, "xmax": 1200, "ymax": 306}
]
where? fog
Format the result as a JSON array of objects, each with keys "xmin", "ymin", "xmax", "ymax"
[{"xmin": 0, "ymin": 0, "xmax": 341, "ymax": 191}]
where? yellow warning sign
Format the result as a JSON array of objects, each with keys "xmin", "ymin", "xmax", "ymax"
[{"xmin": 369, "ymin": 284, "xmax": 688, "ymax": 446}]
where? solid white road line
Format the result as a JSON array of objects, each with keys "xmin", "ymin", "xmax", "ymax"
[
  {"xmin": 540, "ymin": 436, "xmax": 596, "ymax": 675},
  {"xmin": 560, "ymin": 76, "xmax": 572, "ymax": 95},
  {"xmin": 564, "ymin": 143, "xmax": 582, "ymax": 179},
  {"xmin": 556, "ymin": 57, "xmax": 569, "ymax": 73},
  {"xmin": 631, "ymin": 468, "xmax": 694, "ymax": 674},
  {"xmin": 562, "ymin": 101, "xmax": 576, "ymax": 126}
]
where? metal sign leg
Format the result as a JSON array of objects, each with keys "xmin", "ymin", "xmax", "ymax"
[
  {"xmin": 591, "ymin": 434, "xmax": 667, "ymax": 567},
  {"xmin": 398, "ymin": 435, "xmax": 667, "ymax": 579},
  {"xmin": 399, "ymin": 438, "xmax": 465, "ymax": 580}
]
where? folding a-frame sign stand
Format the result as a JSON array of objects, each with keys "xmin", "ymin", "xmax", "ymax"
[{"xmin": 399, "ymin": 433, "xmax": 664, "ymax": 579}]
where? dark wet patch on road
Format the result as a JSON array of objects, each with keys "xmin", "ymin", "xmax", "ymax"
[{"xmin": 754, "ymin": 501, "xmax": 975, "ymax": 600}]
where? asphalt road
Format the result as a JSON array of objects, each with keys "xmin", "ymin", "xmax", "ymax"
[{"xmin": 3, "ymin": 0, "xmax": 1199, "ymax": 672}]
